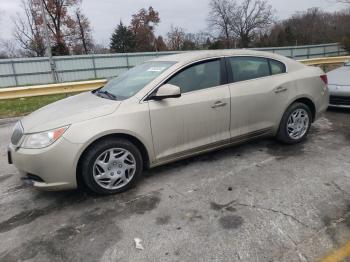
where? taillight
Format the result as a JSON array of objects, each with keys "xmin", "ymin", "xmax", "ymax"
[{"xmin": 320, "ymin": 75, "xmax": 328, "ymax": 85}]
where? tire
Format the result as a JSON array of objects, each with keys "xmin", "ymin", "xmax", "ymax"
[
  {"xmin": 81, "ymin": 138, "xmax": 143, "ymax": 195},
  {"xmin": 276, "ymin": 102, "xmax": 312, "ymax": 144}
]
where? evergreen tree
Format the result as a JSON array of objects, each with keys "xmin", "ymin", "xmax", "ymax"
[
  {"xmin": 110, "ymin": 21, "xmax": 136, "ymax": 53},
  {"xmin": 155, "ymin": 36, "xmax": 167, "ymax": 51}
]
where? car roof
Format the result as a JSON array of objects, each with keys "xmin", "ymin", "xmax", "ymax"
[{"xmin": 150, "ymin": 49, "xmax": 294, "ymax": 64}]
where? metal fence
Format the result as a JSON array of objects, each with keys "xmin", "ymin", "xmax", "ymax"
[{"xmin": 0, "ymin": 43, "xmax": 347, "ymax": 88}]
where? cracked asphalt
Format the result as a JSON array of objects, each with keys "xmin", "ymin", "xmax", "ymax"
[{"xmin": 0, "ymin": 109, "xmax": 349, "ymax": 262}]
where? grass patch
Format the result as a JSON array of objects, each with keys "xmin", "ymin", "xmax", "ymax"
[{"xmin": 0, "ymin": 94, "xmax": 71, "ymax": 119}]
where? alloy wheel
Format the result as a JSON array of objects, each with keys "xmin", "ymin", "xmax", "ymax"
[{"xmin": 286, "ymin": 108, "xmax": 310, "ymax": 140}]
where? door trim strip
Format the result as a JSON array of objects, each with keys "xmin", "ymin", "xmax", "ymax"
[{"xmin": 151, "ymin": 127, "xmax": 273, "ymax": 168}]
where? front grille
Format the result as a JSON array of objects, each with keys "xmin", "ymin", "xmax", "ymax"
[
  {"xmin": 330, "ymin": 96, "xmax": 350, "ymax": 106},
  {"xmin": 11, "ymin": 122, "xmax": 24, "ymax": 145}
]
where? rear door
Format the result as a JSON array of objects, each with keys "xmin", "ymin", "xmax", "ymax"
[
  {"xmin": 148, "ymin": 58, "xmax": 231, "ymax": 162},
  {"xmin": 226, "ymin": 56, "xmax": 290, "ymax": 138}
]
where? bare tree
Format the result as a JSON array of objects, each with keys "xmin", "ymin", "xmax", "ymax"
[
  {"xmin": 0, "ymin": 40, "xmax": 21, "ymax": 58},
  {"xmin": 13, "ymin": 0, "xmax": 45, "ymax": 57},
  {"xmin": 166, "ymin": 25, "xmax": 186, "ymax": 50},
  {"xmin": 208, "ymin": 0, "xmax": 235, "ymax": 48},
  {"xmin": 231, "ymin": 0, "xmax": 274, "ymax": 47},
  {"xmin": 69, "ymin": 8, "xmax": 94, "ymax": 54},
  {"xmin": 0, "ymin": 9, "xmax": 3, "ymax": 38},
  {"xmin": 208, "ymin": 0, "xmax": 274, "ymax": 47},
  {"xmin": 130, "ymin": 6, "xmax": 160, "ymax": 52},
  {"xmin": 259, "ymin": 7, "xmax": 350, "ymax": 48},
  {"xmin": 92, "ymin": 43, "xmax": 110, "ymax": 54},
  {"xmin": 0, "ymin": 10, "xmax": 7, "ymax": 59},
  {"xmin": 13, "ymin": 0, "xmax": 94, "ymax": 56},
  {"xmin": 0, "ymin": 11, "xmax": 21, "ymax": 59},
  {"xmin": 39, "ymin": 0, "xmax": 80, "ymax": 55},
  {"xmin": 0, "ymin": 9, "xmax": 5, "ymax": 58},
  {"xmin": 192, "ymin": 32, "xmax": 214, "ymax": 49}
]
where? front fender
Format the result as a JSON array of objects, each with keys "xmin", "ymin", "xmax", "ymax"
[{"xmin": 63, "ymin": 103, "xmax": 155, "ymax": 174}]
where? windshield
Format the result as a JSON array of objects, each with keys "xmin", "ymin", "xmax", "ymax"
[
  {"xmin": 99, "ymin": 61, "xmax": 175, "ymax": 99},
  {"xmin": 345, "ymin": 61, "xmax": 350, "ymax": 66}
]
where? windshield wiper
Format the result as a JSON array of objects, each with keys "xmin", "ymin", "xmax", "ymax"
[{"xmin": 95, "ymin": 89, "xmax": 117, "ymax": 100}]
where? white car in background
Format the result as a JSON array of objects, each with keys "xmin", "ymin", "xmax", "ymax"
[
  {"xmin": 8, "ymin": 50, "xmax": 329, "ymax": 195},
  {"xmin": 328, "ymin": 61, "xmax": 350, "ymax": 108}
]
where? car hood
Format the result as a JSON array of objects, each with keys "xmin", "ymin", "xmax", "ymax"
[
  {"xmin": 21, "ymin": 92, "xmax": 121, "ymax": 133},
  {"xmin": 327, "ymin": 66, "xmax": 350, "ymax": 85}
]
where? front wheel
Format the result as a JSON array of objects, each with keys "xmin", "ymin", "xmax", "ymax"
[
  {"xmin": 81, "ymin": 138, "xmax": 143, "ymax": 195},
  {"xmin": 276, "ymin": 102, "xmax": 312, "ymax": 144}
]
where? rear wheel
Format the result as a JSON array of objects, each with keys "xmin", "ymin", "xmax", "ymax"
[
  {"xmin": 276, "ymin": 102, "xmax": 312, "ymax": 144},
  {"xmin": 81, "ymin": 138, "xmax": 143, "ymax": 195}
]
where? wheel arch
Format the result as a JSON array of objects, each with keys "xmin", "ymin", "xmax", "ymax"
[
  {"xmin": 291, "ymin": 97, "xmax": 316, "ymax": 122},
  {"xmin": 280, "ymin": 96, "xmax": 316, "ymax": 124},
  {"xmin": 275, "ymin": 96, "xmax": 316, "ymax": 136},
  {"xmin": 76, "ymin": 133, "xmax": 151, "ymax": 189}
]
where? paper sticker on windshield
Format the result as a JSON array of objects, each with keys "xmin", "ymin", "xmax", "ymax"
[{"xmin": 147, "ymin": 67, "xmax": 166, "ymax": 72}]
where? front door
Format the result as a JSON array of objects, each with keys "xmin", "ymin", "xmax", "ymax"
[{"xmin": 148, "ymin": 58, "xmax": 231, "ymax": 162}]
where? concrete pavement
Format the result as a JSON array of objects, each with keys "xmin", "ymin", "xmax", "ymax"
[{"xmin": 0, "ymin": 109, "xmax": 349, "ymax": 262}]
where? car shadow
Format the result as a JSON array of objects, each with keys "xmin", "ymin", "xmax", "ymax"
[{"xmin": 143, "ymin": 136, "xmax": 306, "ymax": 180}]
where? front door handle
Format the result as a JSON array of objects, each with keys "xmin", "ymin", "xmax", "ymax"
[
  {"xmin": 274, "ymin": 86, "xmax": 288, "ymax": 93},
  {"xmin": 211, "ymin": 101, "xmax": 227, "ymax": 108}
]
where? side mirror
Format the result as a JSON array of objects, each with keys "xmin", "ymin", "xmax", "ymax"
[{"xmin": 151, "ymin": 84, "xmax": 181, "ymax": 100}]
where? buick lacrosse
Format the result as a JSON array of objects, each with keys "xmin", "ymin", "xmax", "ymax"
[{"xmin": 8, "ymin": 50, "xmax": 329, "ymax": 194}]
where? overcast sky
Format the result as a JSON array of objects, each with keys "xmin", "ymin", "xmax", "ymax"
[{"xmin": 0, "ymin": 0, "xmax": 347, "ymax": 45}]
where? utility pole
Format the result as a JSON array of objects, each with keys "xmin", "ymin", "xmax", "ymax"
[
  {"xmin": 39, "ymin": 0, "xmax": 57, "ymax": 82},
  {"xmin": 148, "ymin": 21, "xmax": 158, "ymax": 53}
]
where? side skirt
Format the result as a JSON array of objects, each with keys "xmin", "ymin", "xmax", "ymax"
[{"xmin": 150, "ymin": 127, "xmax": 273, "ymax": 168}]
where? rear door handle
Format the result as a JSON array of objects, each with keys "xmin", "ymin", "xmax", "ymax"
[
  {"xmin": 211, "ymin": 101, "xmax": 227, "ymax": 108},
  {"xmin": 274, "ymin": 86, "xmax": 288, "ymax": 93}
]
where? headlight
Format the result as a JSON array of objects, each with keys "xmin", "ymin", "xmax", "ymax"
[
  {"xmin": 21, "ymin": 126, "xmax": 69, "ymax": 149},
  {"xmin": 11, "ymin": 121, "xmax": 24, "ymax": 146}
]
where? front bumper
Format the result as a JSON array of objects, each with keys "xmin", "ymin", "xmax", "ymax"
[
  {"xmin": 328, "ymin": 85, "xmax": 350, "ymax": 108},
  {"xmin": 8, "ymin": 137, "xmax": 83, "ymax": 191},
  {"xmin": 329, "ymin": 95, "xmax": 350, "ymax": 109}
]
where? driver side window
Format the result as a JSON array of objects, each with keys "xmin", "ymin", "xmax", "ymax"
[{"xmin": 167, "ymin": 59, "xmax": 222, "ymax": 93}]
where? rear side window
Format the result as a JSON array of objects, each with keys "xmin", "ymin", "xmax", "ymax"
[
  {"xmin": 228, "ymin": 57, "xmax": 270, "ymax": 82},
  {"xmin": 167, "ymin": 59, "xmax": 221, "ymax": 93},
  {"xmin": 269, "ymin": 59, "xmax": 286, "ymax": 75}
]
